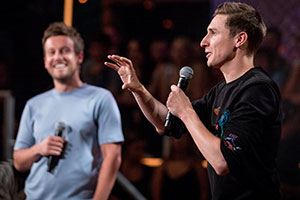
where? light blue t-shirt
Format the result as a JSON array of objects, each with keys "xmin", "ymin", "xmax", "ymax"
[{"xmin": 14, "ymin": 84, "xmax": 124, "ymax": 200}]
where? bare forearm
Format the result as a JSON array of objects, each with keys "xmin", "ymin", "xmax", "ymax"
[
  {"xmin": 132, "ymin": 84, "xmax": 168, "ymax": 134},
  {"xmin": 94, "ymin": 143, "xmax": 122, "ymax": 200},
  {"xmin": 13, "ymin": 145, "xmax": 41, "ymax": 172},
  {"xmin": 93, "ymin": 156, "xmax": 121, "ymax": 200},
  {"xmin": 181, "ymin": 108, "xmax": 229, "ymax": 175}
]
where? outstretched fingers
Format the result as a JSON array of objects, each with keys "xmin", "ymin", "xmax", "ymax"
[
  {"xmin": 104, "ymin": 61, "xmax": 119, "ymax": 71},
  {"xmin": 106, "ymin": 55, "xmax": 133, "ymax": 69}
]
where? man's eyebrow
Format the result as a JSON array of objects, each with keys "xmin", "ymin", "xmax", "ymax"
[{"xmin": 207, "ymin": 27, "xmax": 217, "ymax": 32}]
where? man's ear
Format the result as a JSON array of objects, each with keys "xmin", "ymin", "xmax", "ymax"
[
  {"xmin": 235, "ymin": 32, "xmax": 248, "ymax": 48},
  {"xmin": 77, "ymin": 51, "xmax": 84, "ymax": 64}
]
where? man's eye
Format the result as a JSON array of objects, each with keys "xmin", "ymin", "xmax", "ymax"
[
  {"xmin": 61, "ymin": 48, "xmax": 71, "ymax": 54},
  {"xmin": 48, "ymin": 50, "xmax": 55, "ymax": 55}
]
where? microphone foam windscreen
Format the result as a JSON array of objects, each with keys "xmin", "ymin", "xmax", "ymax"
[{"xmin": 179, "ymin": 66, "xmax": 194, "ymax": 79}]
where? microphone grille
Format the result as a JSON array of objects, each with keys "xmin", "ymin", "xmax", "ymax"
[
  {"xmin": 180, "ymin": 66, "xmax": 194, "ymax": 80},
  {"xmin": 55, "ymin": 121, "xmax": 66, "ymax": 130}
]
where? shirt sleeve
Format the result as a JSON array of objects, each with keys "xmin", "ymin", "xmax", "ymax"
[
  {"xmin": 96, "ymin": 91, "xmax": 124, "ymax": 145},
  {"xmin": 220, "ymin": 83, "xmax": 281, "ymax": 174},
  {"xmin": 14, "ymin": 102, "xmax": 35, "ymax": 150}
]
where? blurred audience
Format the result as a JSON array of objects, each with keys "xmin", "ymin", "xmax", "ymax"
[
  {"xmin": 0, "ymin": 59, "xmax": 11, "ymax": 90},
  {"xmin": 148, "ymin": 36, "xmax": 194, "ymax": 104},
  {"xmin": 282, "ymin": 34, "xmax": 300, "ymax": 104},
  {"xmin": 277, "ymin": 34, "xmax": 300, "ymax": 200},
  {"xmin": 81, "ymin": 32, "xmax": 121, "ymax": 95},
  {"xmin": 151, "ymin": 134, "xmax": 209, "ymax": 200},
  {"xmin": 148, "ymin": 38, "xmax": 170, "ymax": 69},
  {"xmin": 0, "ymin": 58, "xmax": 12, "ymax": 162},
  {"xmin": 114, "ymin": 39, "xmax": 151, "ymax": 134},
  {"xmin": 257, "ymin": 27, "xmax": 291, "ymax": 91},
  {"xmin": 110, "ymin": 131, "xmax": 153, "ymax": 200}
]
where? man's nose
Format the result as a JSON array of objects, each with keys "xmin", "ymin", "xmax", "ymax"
[
  {"xmin": 200, "ymin": 35, "xmax": 209, "ymax": 48},
  {"xmin": 53, "ymin": 51, "xmax": 63, "ymax": 60}
]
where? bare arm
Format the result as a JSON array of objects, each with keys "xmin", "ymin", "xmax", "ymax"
[
  {"xmin": 13, "ymin": 136, "xmax": 65, "ymax": 172},
  {"xmin": 93, "ymin": 143, "xmax": 122, "ymax": 200},
  {"xmin": 167, "ymin": 85, "xmax": 229, "ymax": 175},
  {"xmin": 105, "ymin": 55, "xmax": 168, "ymax": 133}
]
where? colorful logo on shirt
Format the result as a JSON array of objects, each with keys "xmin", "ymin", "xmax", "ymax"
[
  {"xmin": 214, "ymin": 107, "xmax": 221, "ymax": 116},
  {"xmin": 224, "ymin": 133, "xmax": 242, "ymax": 151},
  {"xmin": 216, "ymin": 110, "xmax": 230, "ymax": 137}
]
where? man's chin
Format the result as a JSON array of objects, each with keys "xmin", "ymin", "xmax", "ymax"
[{"xmin": 53, "ymin": 76, "xmax": 69, "ymax": 83}]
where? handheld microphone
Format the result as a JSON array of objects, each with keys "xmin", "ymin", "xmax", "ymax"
[
  {"xmin": 164, "ymin": 66, "xmax": 194, "ymax": 131},
  {"xmin": 47, "ymin": 122, "xmax": 66, "ymax": 173}
]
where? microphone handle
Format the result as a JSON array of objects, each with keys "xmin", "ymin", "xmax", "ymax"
[
  {"xmin": 164, "ymin": 77, "xmax": 190, "ymax": 130},
  {"xmin": 47, "ymin": 129, "xmax": 64, "ymax": 172},
  {"xmin": 164, "ymin": 111, "xmax": 174, "ymax": 130}
]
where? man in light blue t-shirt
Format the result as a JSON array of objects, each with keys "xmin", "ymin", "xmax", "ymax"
[{"xmin": 13, "ymin": 22, "xmax": 124, "ymax": 200}]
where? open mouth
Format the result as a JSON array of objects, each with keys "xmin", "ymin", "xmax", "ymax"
[{"xmin": 55, "ymin": 64, "xmax": 67, "ymax": 69}]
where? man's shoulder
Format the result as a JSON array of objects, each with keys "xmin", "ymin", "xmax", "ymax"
[
  {"xmin": 81, "ymin": 84, "xmax": 112, "ymax": 98},
  {"xmin": 246, "ymin": 67, "xmax": 274, "ymax": 82},
  {"xmin": 241, "ymin": 67, "xmax": 279, "ymax": 92},
  {"xmin": 27, "ymin": 89, "xmax": 54, "ymax": 104}
]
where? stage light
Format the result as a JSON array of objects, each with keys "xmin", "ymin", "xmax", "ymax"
[
  {"xmin": 78, "ymin": 0, "xmax": 88, "ymax": 4},
  {"xmin": 162, "ymin": 19, "xmax": 174, "ymax": 30},
  {"xmin": 144, "ymin": 0, "xmax": 154, "ymax": 10},
  {"xmin": 140, "ymin": 157, "xmax": 163, "ymax": 167},
  {"xmin": 201, "ymin": 160, "xmax": 207, "ymax": 168}
]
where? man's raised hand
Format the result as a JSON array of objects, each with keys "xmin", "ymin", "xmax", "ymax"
[{"xmin": 104, "ymin": 55, "xmax": 142, "ymax": 92}]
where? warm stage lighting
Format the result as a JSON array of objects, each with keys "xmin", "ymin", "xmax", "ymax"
[
  {"xmin": 201, "ymin": 160, "xmax": 207, "ymax": 168},
  {"xmin": 162, "ymin": 19, "xmax": 174, "ymax": 30},
  {"xmin": 78, "ymin": 0, "xmax": 88, "ymax": 4},
  {"xmin": 140, "ymin": 157, "xmax": 163, "ymax": 167},
  {"xmin": 144, "ymin": 0, "xmax": 154, "ymax": 10}
]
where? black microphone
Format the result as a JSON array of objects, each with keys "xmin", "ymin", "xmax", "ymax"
[
  {"xmin": 47, "ymin": 122, "xmax": 66, "ymax": 173},
  {"xmin": 164, "ymin": 66, "xmax": 194, "ymax": 131}
]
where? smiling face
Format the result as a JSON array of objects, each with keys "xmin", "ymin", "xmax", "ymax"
[
  {"xmin": 200, "ymin": 15, "xmax": 237, "ymax": 69},
  {"xmin": 44, "ymin": 35, "xmax": 83, "ymax": 83}
]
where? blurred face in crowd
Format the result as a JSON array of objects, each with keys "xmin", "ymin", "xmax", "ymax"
[
  {"xmin": 170, "ymin": 37, "xmax": 191, "ymax": 66},
  {"xmin": 201, "ymin": 15, "xmax": 236, "ymax": 68},
  {"xmin": 44, "ymin": 35, "xmax": 83, "ymax": 83}
]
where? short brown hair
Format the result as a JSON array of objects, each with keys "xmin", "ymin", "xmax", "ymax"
[
  {"xmin": 214, "ymin": 2, "xmax": 266, "ymax": 55},
  {"xmin": 42, "ymin": 22, "xmax": 84, "ymax": 55}
]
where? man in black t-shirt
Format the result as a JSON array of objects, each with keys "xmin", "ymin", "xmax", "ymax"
[{"xmin": 105, "ymin": 2, "xmax": 282, "ymax": 199}]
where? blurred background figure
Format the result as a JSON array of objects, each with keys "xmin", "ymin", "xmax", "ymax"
[
  {"xmin": 110, "ymin": 134, "xmax": 153, "ymax": 200},
  {"xmin": 151, "ymin": 134, "xmax": 209, "ymax": 200},
  {"xmin": 81, "ymin": 32, "xmax": 121, "ymax": 95},
  {"xmin": 147, "ymin": 36, "xmax": 193, "ymax": 157},
  {"xmin": 257, "ymin": 26, "xmax": 291, "ymax": 92},
  {"xmin": 0, "ymin": 59, "xmax": 11, "ymax": 90},
  {"xmin": 277, "ymin": 34, "xmax": 300, "ymax": 200},
  {"xmin": 282, "ymin": 34, "xmax": 300, "ymax": 104},
  {"xmin": 0, "ymin": 59, "xmax": 11, "ymax": 162},
  {"xmin": 148, "ymin": 38, "xmax": 170, "ymax": 69},
  {"xmin": 148, "ymin": 36, "xmax": 193, "ymax": 104},
  {"xmin": 114, "ymin": 38, "xmax": 151, "ymax": 135}
]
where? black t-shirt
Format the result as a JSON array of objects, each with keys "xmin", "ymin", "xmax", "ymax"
[{"xmin": 168, "ymin": 67, "xmax": 282, "ymax": 199}]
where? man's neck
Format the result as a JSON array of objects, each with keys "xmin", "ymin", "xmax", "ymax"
[
  {"xmin": 53, "ymin": 79, "xmax": 83, "ymax": 93},
  {"xmin": 220, "ymin": 54, "xmax": 254, "ymax": 83}
]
